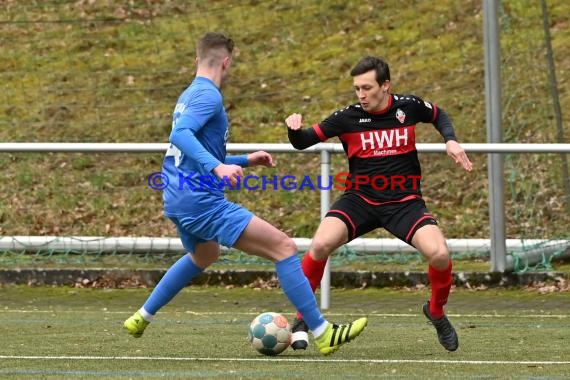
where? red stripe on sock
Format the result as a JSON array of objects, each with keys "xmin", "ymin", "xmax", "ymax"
[
  {"xmin": 296, "ymin": 251, "xmax": 328, "ymax": 320},
  {"xmin": 428, "ymin": 261, "xmax": 453, "ymax": 319}
]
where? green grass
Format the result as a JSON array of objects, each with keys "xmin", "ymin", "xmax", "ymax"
[
  {"xmin": 0, "ymin": 1, "xmax": 569, "ymax": 246},
  {"xmin": 1, "ymin": 285, "xmax": 569, "ymax": 379}
]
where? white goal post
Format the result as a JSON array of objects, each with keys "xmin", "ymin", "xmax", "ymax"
[{"xmin": 1, "ymin": 235, "xmax": 567, "ymax": 259}]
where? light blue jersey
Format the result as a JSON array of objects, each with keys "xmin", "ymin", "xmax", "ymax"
[
  {"xmin": 134, "ymin": 36, "xmax": 329, "ymax": 339},
  {"xmin": 162, "ymin": 76, "xmax": 247, "ymax": 216}
]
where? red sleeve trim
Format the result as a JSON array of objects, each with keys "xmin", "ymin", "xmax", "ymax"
[
  {"xmin": 431, "ymin": 103, "xmax": 438, "ymax": 123},
  {"xmin": 312, "ymin": 124, "xmax": 327, "ymax": 141}
]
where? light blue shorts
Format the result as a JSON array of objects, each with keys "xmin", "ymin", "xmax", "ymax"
[{"xmin": 167, "ymin": 199, "xmax": 254, "ymax": 253}]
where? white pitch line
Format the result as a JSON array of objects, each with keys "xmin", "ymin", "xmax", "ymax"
[
  {"xmin": 0, "ymin": 356, "xmax": 569, "ymax": 365},
  {"xmin": 0, "ymin": 309, "xmax": 569, "ymax": 318}
]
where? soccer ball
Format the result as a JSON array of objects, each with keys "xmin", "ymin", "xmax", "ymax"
[{"xmin": 248, "ymin": 312, "xmax": 292, "ymax": 356}]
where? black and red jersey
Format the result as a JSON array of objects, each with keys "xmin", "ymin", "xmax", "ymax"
[{"xmin": 288, "ymin": 93, "xmax": 457, "ymax": 203}]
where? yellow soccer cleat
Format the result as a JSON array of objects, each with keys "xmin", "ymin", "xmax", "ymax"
[
  {"xmin": 314, "ymin": 317, "xmax": 368, "ymax": 355},
  {"xmin": 123, "ymin": 311, "xmax": 150, "ymax": 338}
]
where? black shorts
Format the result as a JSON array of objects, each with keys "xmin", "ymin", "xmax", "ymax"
[{"xmin": 326, "ymin": 193, "xmax": 438, "ymax": 245}]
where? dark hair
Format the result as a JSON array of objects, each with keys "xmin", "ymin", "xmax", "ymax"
[
  {"xmin": 197, "ymin": 32, "xmax": 234, "ymax": 59},
  {"xmin": 350, "ymin": 56, "xmax": 390, "ymax": 85}
]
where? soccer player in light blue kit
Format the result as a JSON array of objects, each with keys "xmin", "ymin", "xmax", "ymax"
[{"xmin": 123, "ymin": 32, "xmax": 367, "ymax": 355}]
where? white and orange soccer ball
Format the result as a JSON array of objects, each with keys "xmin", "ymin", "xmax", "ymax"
[{"xmin": 248, "ymin": 312, "xmax": 292, "ymax": 356}]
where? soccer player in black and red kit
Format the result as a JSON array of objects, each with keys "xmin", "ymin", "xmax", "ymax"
[{"xmin": 285, "ymin": 56, "xmax": 473, "ymax": 352}]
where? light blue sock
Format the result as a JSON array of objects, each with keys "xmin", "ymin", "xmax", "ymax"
[
  {"xmin": 275, "ymin": 255, "xmax": 326, "ymax": 331},
  {"xmin": 143, "ymin": 255, "xmax": 203, "ymax": 315}
]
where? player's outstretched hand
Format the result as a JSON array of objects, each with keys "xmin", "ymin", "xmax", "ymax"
[
  {"xmin": 285, "ymin": 113, "xmax": 303, "ymax": 130},
  {"xmin": 446, "ymin": 140, "xmax": 473, "ymax": 172},
  {"xmin": 247, "ymin": 151, "xmax": 274, "ymax": 168}
]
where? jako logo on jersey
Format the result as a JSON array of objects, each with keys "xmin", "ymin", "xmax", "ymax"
[
  {"xmin": 359, "ymin": 118, "xmax": 372, "ymax": 123},
  {"xmin": 396, "ymin": 108, "xmax": 406, "ymax": 123}
]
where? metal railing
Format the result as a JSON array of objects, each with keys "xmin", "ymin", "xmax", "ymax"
[{"xmin": 2, "ymin": 142, "xmax": 569, "ymax": 308}]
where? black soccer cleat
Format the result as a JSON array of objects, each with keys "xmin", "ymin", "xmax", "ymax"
[
  {"xmin": 422, "ymin": 301, "xmax": 459, "ymax": 352},
  {"xmin": 291, "ymin": 317, "xmax": 309, "ymax": 350}
]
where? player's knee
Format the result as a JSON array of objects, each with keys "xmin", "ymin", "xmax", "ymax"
[
  {"xmin": 428, "ymin": 246, "xmax": 451, "ymax": 269},
  {"xmin": 283, "ymin": 236, "xmax": 298, "ymax": 255},
  {"xmin": 274, "ymin": 232, "xmax": 297, "ymax": 257},
  {"xmin": 189, "ymin": 250, "xmax": 220, "ymax": 269},
  {"xmin": 310, "ymin": 236, "xmax": 335, "ymax": 260}
]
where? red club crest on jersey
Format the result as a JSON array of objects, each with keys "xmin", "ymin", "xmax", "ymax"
[{"xmin": 396, "ymin": 108, "xmax": 406, "ymax": 123}]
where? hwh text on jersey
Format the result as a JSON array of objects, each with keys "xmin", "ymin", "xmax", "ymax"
[{"xmin": 360, "ymin": 127, "xmax": 410, "ymax": 151}]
